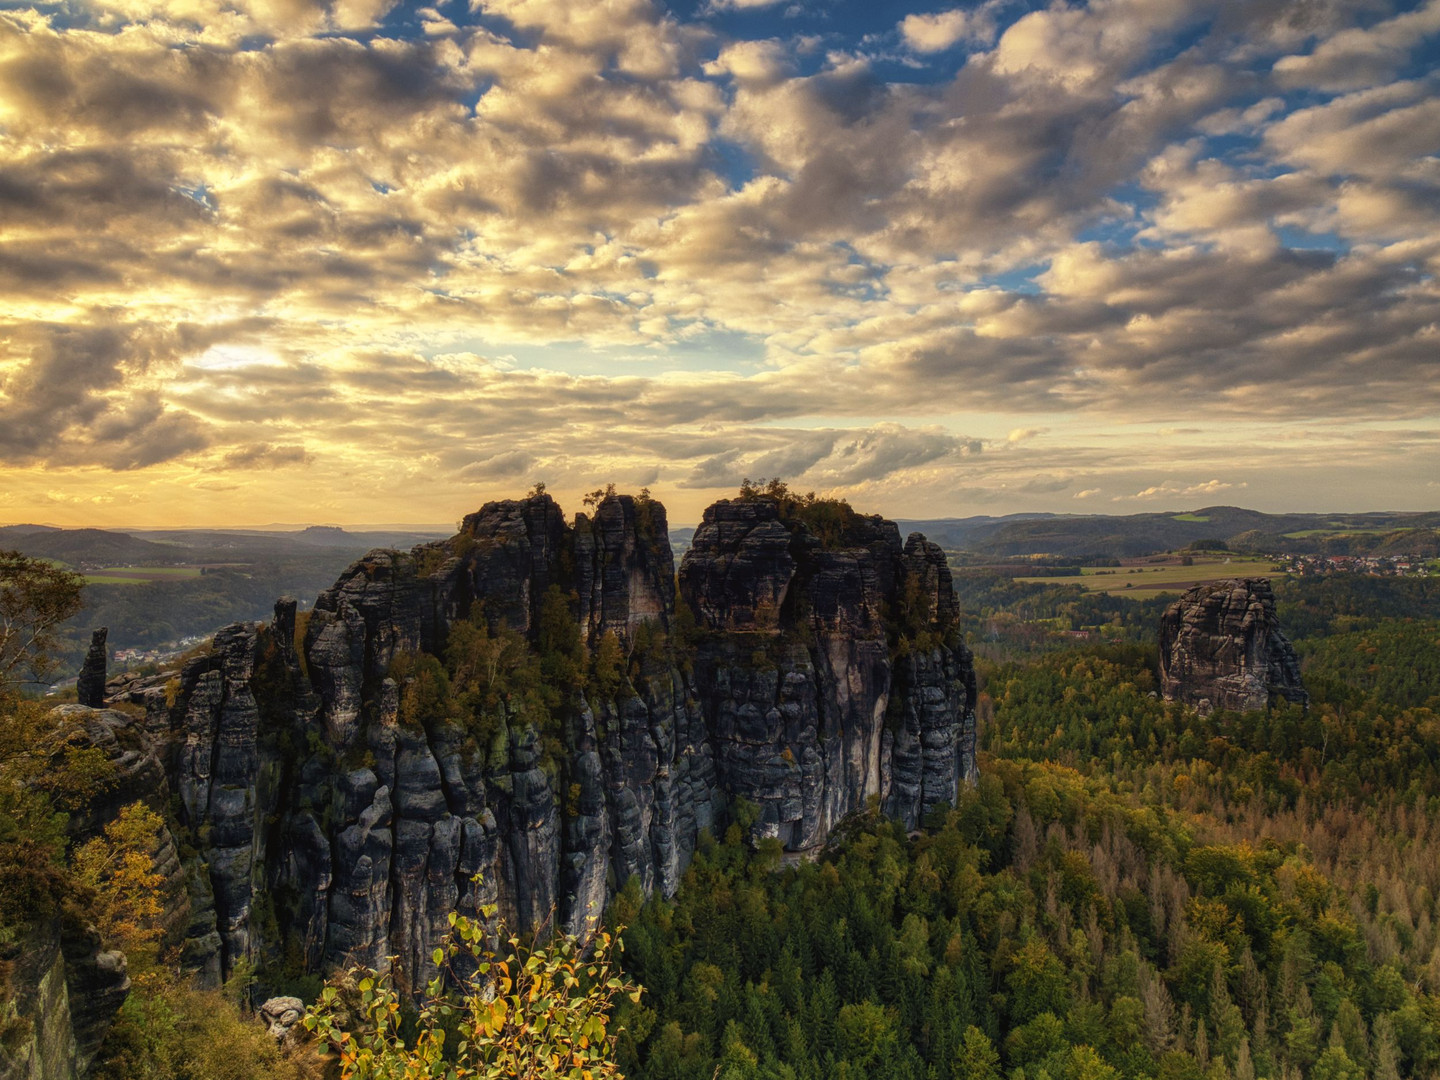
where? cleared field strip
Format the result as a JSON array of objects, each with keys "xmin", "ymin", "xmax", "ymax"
[
  {"xmin": 1015, "ymin": 558, "xmax": 1285, "ymax": 596},
  {"xmin": 84, "ymin": 566, "xmax": 204, "ymax": 585}
]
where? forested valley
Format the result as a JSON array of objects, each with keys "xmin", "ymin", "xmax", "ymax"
[
  {"xmin": 5, "ymin": 555, "xmax": 1439, "ymax": 1080},
  {"xmin": 609, "ymin": 576, "xmax": 1440, "ymax": 1080}
]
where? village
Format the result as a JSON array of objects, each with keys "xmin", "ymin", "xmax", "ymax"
[{"xmin": 1268, "ymin": 552, "xmax": 1439, "ymax": 577}]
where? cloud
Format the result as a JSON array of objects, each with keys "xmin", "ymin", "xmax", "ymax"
[
  {"xmin": 216, "ymin": 443, "xmax": 313, "ymax": 469},
  {"xmin": 704, "ymin": 0, "xmax": 790, "ymax": 12},
  {"xmin": 1127, "ymin": 479, "xmax": 1248, "ymax": 501},
  {"xmin": 673, "ymin": 423, "xmax": 978, "ymax": 490},
  {"xmin": 0, "ymin": 318, "xmax": 218, "ymax": 469},
  {"xmin": 1273, "ymin": 0, "xmax": 1440, "ymax": 92},
  {"xmin": 457, "ymin": 450, "xmax": 535, "ymax": 481},
  {"xmin": 1018, "ymin": 474, "xmax": 1072, "ymax": 494},
  {"xmin": 1006, "ymin": 427, "xmax": 1047, "ymax": 444},
  {"xmin": 704, "ymin": 39, "xmax": 794, "ymax": 84},
  {"xmin": 1073, "ymin": 488, "xmax": 1100, "ymax": 499},
  {"xmin": 1, "ymin": 0, "xmax": 1438, "ymax": 524},
  {"xmin": 899, "ymin": 10, "xmax": 976, "ymax": 54}
]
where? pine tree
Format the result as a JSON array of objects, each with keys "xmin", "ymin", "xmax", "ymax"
[{"xmin": 953, "ymin": 1026, "xmax": 1001, "ymax": 1080}]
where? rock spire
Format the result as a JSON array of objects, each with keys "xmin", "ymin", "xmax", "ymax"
[{"xmin": 1159, "ymin": 577, "xmax": 1308, "ymax": 714}]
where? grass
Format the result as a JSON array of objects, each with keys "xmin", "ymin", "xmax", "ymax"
[
  {"xmin": 1281, "ymin": 528, "xmax": 1386, "ymax": 539},
  {"xmin": 1170, "ymin": 513, "xmax": 1211, "ymax": 522},
  {"xmin": 1016, "ymin": 556, "xmax": 1285, "ymax": 597},
  {"xmin": 84, "ymin": 566, "xmax": 203, "ymax": 585}
]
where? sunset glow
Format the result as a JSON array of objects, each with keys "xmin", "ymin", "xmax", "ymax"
[{"xmin": 2, "ymin": 0, "xmax": 1438, "ymax": 526}]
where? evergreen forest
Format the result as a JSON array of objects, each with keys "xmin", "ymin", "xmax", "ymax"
[
  {"xmin": 607, "ymin": 576, "xmax": 1440, "ymax": 1080},
  {"xmin": 5, "ymin": 555, "xmax": 1440, "ymax": 1080}
]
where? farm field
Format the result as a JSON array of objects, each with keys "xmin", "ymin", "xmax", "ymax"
[
  {"xmin": 84, "ymin": 566, "xmax": 204, "ymax": 585},
  {"xmin": 1281, "ymin": 527, "xmax": 1387, "ymax": 538},
  {"xmin": 1015, "ymin": 555, "xmax": 1285, "ymax": 596}
]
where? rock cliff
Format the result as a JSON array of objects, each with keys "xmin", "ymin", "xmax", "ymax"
[
  {"xmin": 679, "ymin": 499, "xmax": 976, "ymax": 849},
  {"xmin": 0, "ymin": 919, "xmax": 130, "ymax": 1080},
  {"xmin": 1159, "ymin": 577, "xmax": 1308, "ymax": 714},
  {"xmin": 0, "ymin": 703, "xmax": 184, "ymax": 1080},
  {"xmin": 91, "ymin": 492, "xmax": 977, "ymax": 1000}
]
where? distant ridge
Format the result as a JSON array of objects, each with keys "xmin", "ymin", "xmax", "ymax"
[
  {"xmin": 10, "ymin": 509, "xmax": 1439, "ymax": 565},
  {"xmin": 0, "ymin": 526, "xmax": 181, "ymax": 564},
  {"xmin": 899, "ymin": 505, "xmax": 1440, "ymax": 559},
  {"xmin": 123, "ymin": 522, "xmax": 455, "ymax": 534},
  {"xmin": 0, "ymin": 524, "xmax": 450, "ymax": 567},
  {"xmin": 0, "ymin": 522, "xmax": 63, "ymax": 533}
]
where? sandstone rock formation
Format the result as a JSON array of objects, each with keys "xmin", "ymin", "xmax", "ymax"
[
  {"xmin": 258, "ymin": 996, "xmax": 306, "ymax": 1045},
  {"xmin": 55, "ymin": 492, "xmax": 977, "ymax": 1006},
  {"xmin": 77, "ymin": 628, "xmax": 107, "ymax": 708},
  {"xmin": 1159, "ymin": 577, "xmax": 1308, "ymax": 714},
  {"xmin": 680, "ymin": 499, "xmax": 977, "ymax": 848},
  {"xmin": 0, "ymin": 919, "xmax": 130, "ymax": 1080},
  {"xmin": 0, "ymin": 703, "xmax": 203, "ymax": 1080}
]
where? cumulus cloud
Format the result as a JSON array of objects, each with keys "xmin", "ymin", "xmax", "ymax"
[
  {"xmin": 1, "ymin": 0, "xmax": 1438, "ymax": 524},
  {"xmin": 1273, "ymin": 0, "xmax": 1440, "ymax": 92},
  {"xmin": 899, "ymin": 9, "xmax": 993, "ymax": 53},
  {"xmin": 1126, "ymin": 479, "xmax": 1248, "ymax": 501}
]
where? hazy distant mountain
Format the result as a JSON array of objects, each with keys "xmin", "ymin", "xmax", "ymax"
[
  {"xmin": 899, "ymin": 506, "xmax": 1440, "ymax": 559},
  {"xmin": 45, "ymin": 525, "xmax": 453, "ymax": 561},
  {"xmin": 1, "ymin": 526, "xmax": 184, "ymax": 565},
  {"xmin": 0, "ymin": 523, "xmax": 62, "ymax": 535},
  {"xmin": 892, "ymin": 513, "xmax": 1060, "ymax": 553}
]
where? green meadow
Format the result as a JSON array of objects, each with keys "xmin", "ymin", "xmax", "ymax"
[
  {"xmin": 1015, "ymin": 555, "xmax": 1284, "ymax": 596},
  {"xmin": 84, "ymin": 566, "xmax": 204, "ymax": 586}
]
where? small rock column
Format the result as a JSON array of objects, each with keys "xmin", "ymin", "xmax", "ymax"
[{"xmin": 77, "ymin": 628, "xmax": 108, "ymax": 708}]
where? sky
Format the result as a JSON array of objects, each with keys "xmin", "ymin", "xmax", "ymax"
[{"xmin": 1, "ymin": 0, "xmax": 1438, "ymax": 528}]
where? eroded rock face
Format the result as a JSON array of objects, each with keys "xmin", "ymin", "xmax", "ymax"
[
  {"xmin": 0, "ymin": 703, "xmax": 199, "ymax": 1080},
  {"xmin": 0, "ymin": 920, "xmax": 132, "ymax": 1080},
  {"xmin": 135, "ymin": 492, "xmax": 976, "ymax": 998},
  {"xmin": 1159, "ymin": 577, "xmax": 1308, "ymax": 714},
  {"xmin": 681, "ymin": 501, "xmax": 975, "ymax": 848},
  {"xmin": 258, "ymin": 996, "xmax": 306, "ymax": 1045}
]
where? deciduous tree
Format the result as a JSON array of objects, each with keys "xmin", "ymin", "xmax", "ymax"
[{"xmin": 306, "ymin": 897, "xmax": 640, "ymax": 1080}]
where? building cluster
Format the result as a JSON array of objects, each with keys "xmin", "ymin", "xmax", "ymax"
[
  {"xmin": 112, "ymin": 635, "xmax": 208, "ymax": 667},
  {"xmin": 1267, "ymin": 553, "xmax": 1436, "ymax": 576}
]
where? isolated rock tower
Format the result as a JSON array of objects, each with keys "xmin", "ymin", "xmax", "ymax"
[
  {"xmin": 77, "ymin": 627, "xmax": 108, "ymax": 708},
  {"xmin": 1159, "ymin": 578, "xmax": 1308, "ymax": 714}
]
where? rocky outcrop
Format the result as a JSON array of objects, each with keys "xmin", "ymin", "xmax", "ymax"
[
  {"xmin": 257, "ymin": 996, "xmax": 305, "ymax": 1045},
  {"xmin": 104, "ymin": 491, "xmax": 975, "ymax": 1001},
  {"xmin": 1159, "ymin": 578, "xmax": 1308, "ymax": 714},
  {"xmin": 58, "ymin": 924, "xmax": 130, "ymax": 1075},
  {"xmin": 680, "ymin": 500, "xmax": 975, "ymax": 848},
  {"xmin": 45, "ymin": 705, "xmax": 169, "ymax": 840},
  {"xmin": 77, "ymin": 629, "xmax": 107, "ymax": 708},
  {"xmin": 0, "ymin": 700, "xmax": 202, "ymax": 1080},
  {"xmin": 0, "ymin": 919, "xmax": 129, "ymax": 1080}
]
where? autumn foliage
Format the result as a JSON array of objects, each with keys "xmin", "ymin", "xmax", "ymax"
[{"xmin": 305, "ymin": 898, "xmax": 640, "ymax": 1080}]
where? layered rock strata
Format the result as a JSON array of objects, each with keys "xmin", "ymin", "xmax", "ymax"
[
  {"xmin": 0, "ymin": 920, "xmax": 130, "ymax": 1080},
  {"xmin": 679, "ymin": 500, "xmax": 977, "ymax": 848},
  {"xmin": 1159, "ymin": 577, "xmax": 1308, "ymax": 714},
  {"xmin": 104, "ymin": 492, "xmax": 977, "ymax": 999},
  {"xmin": 1, "ymin": 703, "xmax": 186, "ymax": 1080}
]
